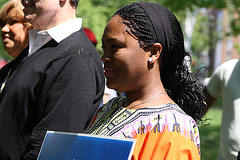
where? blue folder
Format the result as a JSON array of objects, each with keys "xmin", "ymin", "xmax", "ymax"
[{"xmin": 37, "ymin": 131, "xmax": 136, "ymax": 160}]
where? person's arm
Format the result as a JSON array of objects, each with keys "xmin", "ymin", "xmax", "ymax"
[
  {"xmin": 21, "ymin": 53, "xmax": 104, "ymax": 159},
  {"xmin": 204, "ymin": 60, "xmax": 232, "ymax": 115},
  {"xmin": 204, "ymin": 88, "xmax": 217, "ymax": 113}
]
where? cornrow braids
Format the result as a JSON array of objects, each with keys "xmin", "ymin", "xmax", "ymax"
[
  {"xmin": 114, "ymin": 3, "xmax": 157, "ymax": 49},
  {"xmin": 113, "ymin": 3, "xmax": 206, "ymax": 122}
]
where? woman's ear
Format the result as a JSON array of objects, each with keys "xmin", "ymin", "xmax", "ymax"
[{"xmin": 148, "ymin": 43, "xmax": 162, "ymax": 64}]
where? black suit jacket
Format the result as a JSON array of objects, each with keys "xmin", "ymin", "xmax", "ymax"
[{"xmin": 0, "ymin": 28, "xmax": 105, "ymax": 160}]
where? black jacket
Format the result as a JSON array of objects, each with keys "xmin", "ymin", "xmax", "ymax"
[{"xmin": 0, "ymin": 28, "xmax": 105, "ymax": 160}]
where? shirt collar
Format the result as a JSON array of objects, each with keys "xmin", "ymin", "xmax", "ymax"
[
  {"xmin": 29, "ymin": 18, "xmax": 82, "ymax": 44},
  {"xmin": 27, "ymin": 18, "xmax": 82, "ymax": 55},
  {"xmin": 47, "ymin": 18, "xmax": 82, "ymax": 43}
]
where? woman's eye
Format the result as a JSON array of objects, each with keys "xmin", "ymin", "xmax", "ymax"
[
  {"xmin": 112, "ymin": 44, "xmax": 121, "ymax": 49},
  {"xmin": 10, "ymin": 20, "xmax": 19, "ymax": 25}
]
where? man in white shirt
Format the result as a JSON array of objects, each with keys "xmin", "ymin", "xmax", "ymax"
[
  {"xmin": 205, "ymin": 59, "xmax": 240, "ymax": 160},
  {"xmin": 0, "ymin": 0, "xmax": 104, "ymax": 159}
]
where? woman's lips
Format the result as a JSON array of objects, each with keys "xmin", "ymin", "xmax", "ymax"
[
  {"xmin": 104, "ymin": 68, "xmax": 117, "ymax": 77},
  {"xmin": 2, "ymin": 36, "xmax": 10, "ymax": 43}
]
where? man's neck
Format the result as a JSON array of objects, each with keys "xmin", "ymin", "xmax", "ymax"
[{"xmin": 35, "ymin": 12, "xmax": 76, "ymax": 31}]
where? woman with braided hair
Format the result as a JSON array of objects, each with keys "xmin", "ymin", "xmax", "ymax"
[{"xmin": 88, "ymin": 2, "xmax": 206, "ymax": 159}]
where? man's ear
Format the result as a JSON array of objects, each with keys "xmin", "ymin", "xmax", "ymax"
[{"xmin": 148, "ymin": 43, "xmax": 162, "ymax": 63}]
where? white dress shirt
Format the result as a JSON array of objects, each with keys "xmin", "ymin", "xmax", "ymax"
[{"xmin": 28, "ymin": 18, "xmax": 82, "ymax": 56}]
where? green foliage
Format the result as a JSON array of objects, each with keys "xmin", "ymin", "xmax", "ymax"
[
  {"xmin": 0, "ymin": 0, "xmax": 8, "ymax": 8},
  {"xmin": 234, "ymin": 43, "xmax": 240, "ymax": 54},
  {"xmin": 229, "ymin": 11, "xmax": 240, "ymax": 36},
  {"xmin": 77, "ymin": 0, "xmax": 110, "ymax": 54},
  {"xmin": 0, "ymin": 41, "xmax": 13, "ymax": 61}
]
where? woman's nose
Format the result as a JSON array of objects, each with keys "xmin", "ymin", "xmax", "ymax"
[
  {"xmin": 101, "ymin": 54, "xmax": 112, "ymax": 63},
  {"xmin": 1, "ymin": 24, "xmax": 10, "ymax": 33}
]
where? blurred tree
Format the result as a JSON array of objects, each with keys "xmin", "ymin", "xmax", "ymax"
[
  {"xmin": 228, "ymin": 0, "xmax": 240, "ymax": 36},
  {"xmin": 191, "ymin": 13, "xmax": 210, "ymax": 55}
]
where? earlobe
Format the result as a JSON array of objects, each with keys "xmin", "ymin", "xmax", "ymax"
[
  {"xmin": 148, "ymin": 57, "xmax": 153, "ymax": 63},
  {"xmin": 149, "ymin": 43, "xmax": 162, "ymax": 63}
]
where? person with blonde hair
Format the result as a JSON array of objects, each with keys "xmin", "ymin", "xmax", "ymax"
[
  {"xmin": 0, "ymin": 0, "xmax": 34, "ymax": 103},
  {"xmin": 0, "ymin": 0, "xmax": 33, "ymax": 58}
]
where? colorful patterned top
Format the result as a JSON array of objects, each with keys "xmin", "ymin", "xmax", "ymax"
[{"xmin": 88, "ymin": 97, "xmax": 201, "ymax": 160}]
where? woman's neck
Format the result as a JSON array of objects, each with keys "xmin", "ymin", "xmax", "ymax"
[{"xmin": 123, "ymin": 83, "xmax": 174, "ymax": 109}]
